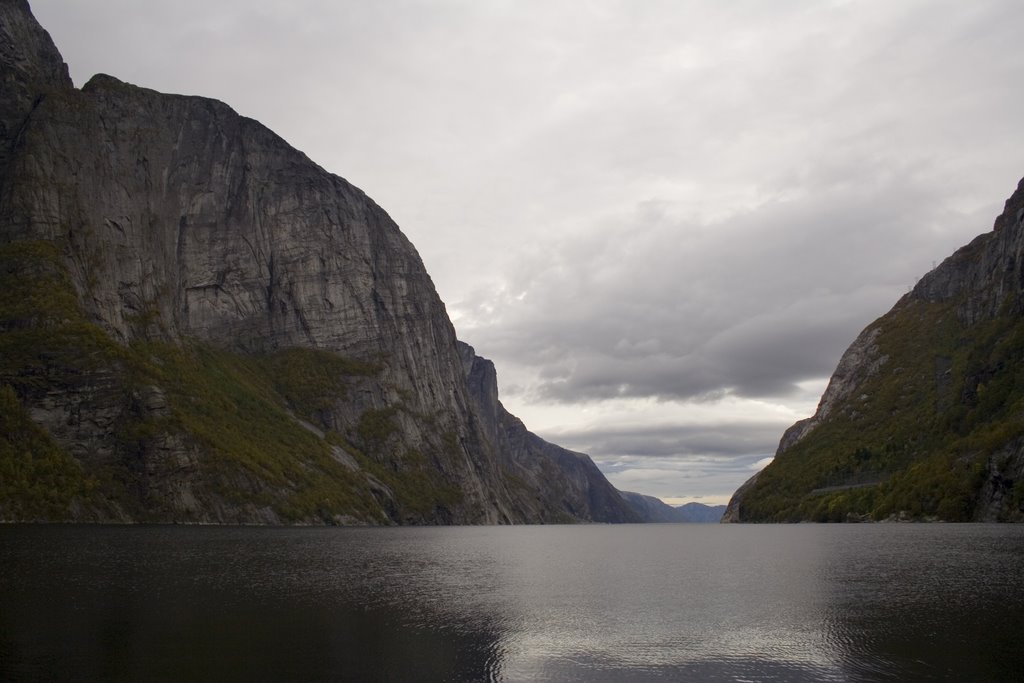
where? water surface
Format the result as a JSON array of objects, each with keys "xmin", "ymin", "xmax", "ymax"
[{"xmin": 2, "ymin": 524, "xmax": 1023, "ymax": 681}]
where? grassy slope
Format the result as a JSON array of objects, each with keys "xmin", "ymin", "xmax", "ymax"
[
  {"xmin": 0, "ymin": 240, "xmax": 113, "ymax": 519},
  {"xmin": 741, "ymin": 295, "xmax": 1024, "ymax": 522},
  {"xmin": 0, "ymin": 239, "xmax": 465, "ymax": 523},
  {"xmin": 0, "ymin": 384, "xmax": 96, "ymax": 520}
]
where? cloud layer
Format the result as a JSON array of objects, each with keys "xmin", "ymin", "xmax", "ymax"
[{"xmin": 461, "ymin": 164, "xmax": 976, "ymax": 404}]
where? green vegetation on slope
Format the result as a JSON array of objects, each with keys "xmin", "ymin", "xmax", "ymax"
[
  {"xmin": 335, "ymin": 408, "xmax": 466, "ymax": 521},
  {"xmin": 0, "ymin": 384, "xmax": 97, "ymax": 519},
  {"xmin": 0, "ymin": 240, "xmax": 124, "ymax": 518},
  {"xmin": 741, "ymin": 296, "xmax": 1024, "ymax": 522},
  {"xmin": 0, "ymin": 238, "xmax": 469, "ymax": 524},
  {"xmin": 0, "ymin": 239, "xmax": 125, "ymax": 384},
  {"xmin": 124, "ymin": 341, "xmax": 386, "ymax": 522}
]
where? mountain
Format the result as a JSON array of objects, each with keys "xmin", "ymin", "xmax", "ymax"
[
  {"xmin": 724, "ymin": 177, "xmax": 1024, "ymax": 523},
  {"xmin": 0, "ymin": 0, "xmax": 637, "ymax": 525},
  {"xmin": 619, "ymin": 492, "xmax": 725, "ymax": 523},
  {"xmin": 675, "ymin": 502, "xmax": 727, "ymax": 523}
]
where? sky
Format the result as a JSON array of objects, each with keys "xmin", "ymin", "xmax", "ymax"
[{"xmin": 31, "ymin": 0, "xmax": 1024, "ymax": 505}]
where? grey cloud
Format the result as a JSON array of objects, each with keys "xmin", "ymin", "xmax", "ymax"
[
  {"xmin": 465, "ymin": 161, "xmax": 987, "ymax": 403},
  {"xmin": 546, "ymin": 421, "xmax": 787, "ymax": 460},
  {"xmin": 595, "ymin": 453, "xmax": 770, "ymax": 501}
]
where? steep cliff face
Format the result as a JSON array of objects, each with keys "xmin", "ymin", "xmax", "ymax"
[
  {"xmin": 725, "ymin": 177, "xmax": 1024, "ymax": 523},
  {"xmin": 0, "ymin": 1, "xmax": 630, "ymax": 524},
  {"xmin": 458, "ymin": 342, "xmax": 639, "ymax": 523},
  {"xmin": 0, "ymin": 0, "xmax": 69, "ymax": 175}
]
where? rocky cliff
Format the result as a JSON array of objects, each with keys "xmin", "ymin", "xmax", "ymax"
[
  {"xmin": 0, "ymin": 0, "xmax": 634, "ymax": 524},
  {"xmin": 459, "ymin": 342, "xmax": 638, "ymax": 523},
  {"xmin": 724, "ymin": 177, "xmax": 1024, "ymax": 523}
]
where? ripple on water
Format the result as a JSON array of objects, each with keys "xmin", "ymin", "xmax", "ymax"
[{"xmin": 2, "ymin": 524, "xmax": 1024, "ymax": 681}]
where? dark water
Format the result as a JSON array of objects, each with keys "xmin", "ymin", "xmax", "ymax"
[{"xmin": 2, "ymin": 524, "xmax": 1023, "ymax": 682}]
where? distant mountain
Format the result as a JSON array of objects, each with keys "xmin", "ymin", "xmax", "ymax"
[
  {"xmin": 674, "ymin": 502, "xmax": 728, "ymax": 523},
  {"xmin": 620, "ymin": 492, "xmax": 725, "ymax": 523},
  {"xmin": 724, "ymin": 177, "xmax": 1024, "ymax": 523},
  {"xmin": 0, "ymin": 0, "xmax": 636, "ymax": 525}
]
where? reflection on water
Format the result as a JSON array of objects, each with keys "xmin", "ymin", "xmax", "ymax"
[{"xmin": 2, "ymin": 524, "xmax": 1023, "ymax": 681}]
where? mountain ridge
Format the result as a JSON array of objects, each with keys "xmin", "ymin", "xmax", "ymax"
[
  {"xmin": 724, "ymin": 177, "xmax": 1024, "ymax": 523},
  {"xmin": 618, "ymin": 492, "xmax": 725, "ymax": 523}
]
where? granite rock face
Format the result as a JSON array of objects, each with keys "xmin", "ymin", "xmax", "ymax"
[
  {"xmin": 0, "ymin": 1, "xmax": 633, "ymax": 524},
  {"xmin": 725, "ymin": 178, "xmax": 1024, "ymax": 523},
  {"xmin": 459, "ymin": 342, "xmax": 639, "ymax": 523},
  {"xmin": 0, "ymin": 0, "xmax": 70, "ymax": 175}
]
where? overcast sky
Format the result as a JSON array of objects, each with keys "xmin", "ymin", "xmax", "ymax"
[{"xmin": 32, "ymin": 0, "xmax": 1024, "ymax": 504}]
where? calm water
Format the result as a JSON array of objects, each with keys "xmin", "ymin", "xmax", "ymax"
[{"xmin": 2, "ymin": 524, "xmax": 1023, "ymax": 682}]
